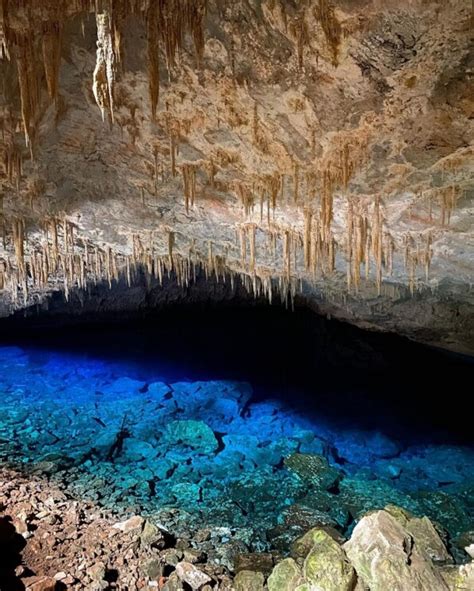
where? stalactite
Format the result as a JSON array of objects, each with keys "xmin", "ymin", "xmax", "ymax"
[
  {"xmin": 42, "ymin": 22, "xmax": 62, "ymax": 102},
  {"xmin": 253, "ymin": 101, "xmax": 259, "ymax": 143},
  {"xmin": 313, "ymin": 0, "xmax": 342, "ymax": 67},
  {"xmin": 248, "ymin": 224, "xmax": 256, "ymax": 274},
  {"xmin": 289, "ymin": 14, "xmax": 309, "ymax": 71},
  {"xmin": 16, "ymin": 35, "xmax": 41, "ymax": 146},
  {"xmin": 0, "ymin": 0, "xmax": 9, "ymax": 60},
  {"xmin": 235, "ymin": 182, "xmax": 254, "ymax": 218},
  {"xmin": 303, "ymin": 209, "xmax": 312, "ymax": 271},
  {"xmin": 440, "ymin": 184, "xmax": 459, "ymax": 226},
  {"xmin": 168, "ymin": 230, "xmax": 175, "ymax": 269},
  {"xmin": 182, "ymin": 163, "xmax": 197, "ymax": 213},
  {"xmin": 371, "ymin": 196, "xmax": 383, "ymax": 295},
  {"xmin": 293, "ymin": 161, "xmax": 300, "ymax": 205},
  {"xmin": 93, "ymin": 12, "xmax": 117, "ymax": 123},
  {"xmin": 283, "ymin": 229, "xmax": 291, "ymax": 279}
]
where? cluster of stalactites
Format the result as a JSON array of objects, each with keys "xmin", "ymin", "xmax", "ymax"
[
  {"xmin": 0, "ymin": 218, "xmax": 301, "ymax": 310},
  {"xmin": 0, "ymin": 0, "xmax": 207, "ymax": 144}
]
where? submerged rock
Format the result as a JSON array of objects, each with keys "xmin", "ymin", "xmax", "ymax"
[
  {"xmin": 334, "ymin": 431, "xmax": 402, "ymax": 464},
  {"xmin": 164, "ymin": 420, "xmax": 218, "ymax": 454},
  {"xmin": 344, "ymin": 510, "xmax": 449, "ymax": 590},
  {"xmin": 284, "ymin": 454, "xmax": 340, "ymax": 490}
]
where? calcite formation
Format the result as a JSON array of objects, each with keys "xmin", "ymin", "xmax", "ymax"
[{"xmin": 0, "ymin": 0, "xmax": 472, "ymax": 352}]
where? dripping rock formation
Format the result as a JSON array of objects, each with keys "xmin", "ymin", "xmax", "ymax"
[{"xmin": 0, "ymin": 0, "xmax": 473, "ymax": 353}]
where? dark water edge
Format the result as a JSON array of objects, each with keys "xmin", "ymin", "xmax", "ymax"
[{"xmin": 0, "ymin": 299, "xmax": 473, "ymax": 562}]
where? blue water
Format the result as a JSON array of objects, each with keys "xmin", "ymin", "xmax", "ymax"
[{"xmin": 1, "ymin": 336, "xmax": 473, "ymax": 558}]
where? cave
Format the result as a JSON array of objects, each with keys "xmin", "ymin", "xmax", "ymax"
[{"xmin": 0, "ymin": 1, "xmax": 473, "ymax": 590}]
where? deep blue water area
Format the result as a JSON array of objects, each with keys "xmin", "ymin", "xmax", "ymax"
[{"xmin": 1, "ymin": 303, "xmax": 473, "ymax": 559}]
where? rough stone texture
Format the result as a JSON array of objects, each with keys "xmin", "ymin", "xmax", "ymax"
[
  {"xmin": 233, "ymin": 570, "xmax": 265, "ymax": 591},
  {"xmin": 344, "ymin": 510, "xmax": 449, "ymax": 590},
  {"xmin": 303, "ymin": 528, "xmax": 356, "ymax": 590},
  {"xmin": 0, "ymin": 0, "xmax": 472, "ymax": 354},
  {"xmin": 267, "ymin": 558, "xmax": 303, "ymax": 591},
  {"xmin": 2, "ymin": 470, "xmax": 472, "ymax": 591}
]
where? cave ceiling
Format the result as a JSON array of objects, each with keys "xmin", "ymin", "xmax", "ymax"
[{"xmin": 0, "ymin": 0, "xmax": 473, "ymax": 353}]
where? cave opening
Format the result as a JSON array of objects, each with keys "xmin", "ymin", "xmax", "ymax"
[{"xmin": 0, "ymin": 288, "xmax": 473, "ymax": 567}]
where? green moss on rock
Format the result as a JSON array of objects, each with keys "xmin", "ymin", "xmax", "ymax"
[{"xmin": 303, "ymin": 529, "xmax": 356, "ymax": 591}]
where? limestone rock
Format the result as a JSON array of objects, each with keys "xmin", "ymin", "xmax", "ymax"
[
  {"xmin": 303, "ymin": 529, "xmax": 356, "ymax": 591},
  {"xmin": 175, "ymin": 561, "xmax": 212, "ymax": 590},
  {"xmin": 267, "ymin": 558, "xmax": 303, "ymax": 591},
  {"xmin": 291, "ymin": 526, "xmax": 345, "ymax": 561},
  {"xmin": 344, "ymin": 510, "xmax": 449, "ymax": 590}
]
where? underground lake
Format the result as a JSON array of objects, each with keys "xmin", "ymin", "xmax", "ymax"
[{"xmin": 0, "ymin": 298, "xmax": 473, "ymax": 589}]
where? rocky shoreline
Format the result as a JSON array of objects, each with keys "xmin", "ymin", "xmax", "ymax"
[{"xmin": 1, "ymin": 467, "xmax": 473, "ymax": 591}]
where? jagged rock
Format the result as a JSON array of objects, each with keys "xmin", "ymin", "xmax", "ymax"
[
  {"xmin": 303, "ymin": 529, "xmax": 356, "ymax": 591},
  {"xmin": 175, "ymin": 561, "xmax": 212, "ymax": 590},
  {"xmin": 112, "ymin": 515, "xmax": 144, "ymax": 533},
  {"xmin": 284, "ymin": 454, "xmax": 340, "ymax": 490},
  {"xmin": 267, "ymin": 558, "xmax": 303, "ymax": 591},
  {"xmin": 291, "ymin": 526, "xmax": 345, "ymax": 561},
  {"xmin": 86, "ymin": 562, "xmax": 106, "ymax": 582},
  {"xmin": 233, "ymin": 570, "xmax": 265, "ymax": 591},
  {"xmin": 344, "ymin": 510, "xmax": 449, "ymax": 590},
  {"xmin": 384, "ymin": 504, "xmax": 452, "ymax": 564},
  {"xmin": 164, "ymin": 420, "xmax": 218, "ymax": 454},
  {"xmin": 140, "ymin": 520, "xmax": 164, "ymax": 548},
  {"xmin": 406, "ymin": 517, "xmax": 453, "ymax": 564}
]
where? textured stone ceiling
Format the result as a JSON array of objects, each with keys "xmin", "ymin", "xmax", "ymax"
[{"xmin": 0, "ymin": 0, "xmax": 473, "ymax": 353}]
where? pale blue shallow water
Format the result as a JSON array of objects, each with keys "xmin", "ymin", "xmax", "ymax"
[{"xmin": 1, "ymin": 343, "xmax": 473, "ymax": 557}]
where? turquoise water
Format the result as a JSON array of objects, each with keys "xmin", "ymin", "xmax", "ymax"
[{"xmin": 1, "ymin": 340, "xmax": 473, "ymax": 560}]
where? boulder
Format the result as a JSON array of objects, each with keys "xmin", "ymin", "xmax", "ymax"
[
  {"xmin": 344, "ymin": 510, "xmax": 449, "ymax": 590},
  {"xmin": 164, "ymin": 420, "xmax": 218, "ymax": 454},
  {"xmin": 175, "ymin": 561, "xmax": 212, "ymax": 590},
  {"xmin": 234, "ymin": 570, "xmax": 265, "ymax": 591},
  {"xmin": 291, "ymin": 526, "xmax": 345, "ymax": 561},
  {"xmin": 334, "ymin": 431, "xmax": 402, "ymax": 464},
  {"xmin": 284, "ymin": 454, "xmax": 340, "ymax": 490},
  {"xmin": 303, "ymin": 529, "xmax": 356, "ymax": 591},
  {"xmin": 267, "ymin": 558, "xmax": 303, "ymax": 591}
]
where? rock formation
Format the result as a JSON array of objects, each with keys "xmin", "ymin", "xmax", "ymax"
[{"xmin": 0, "ymin": 0, "xmax": 473, "ymax": 352}]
